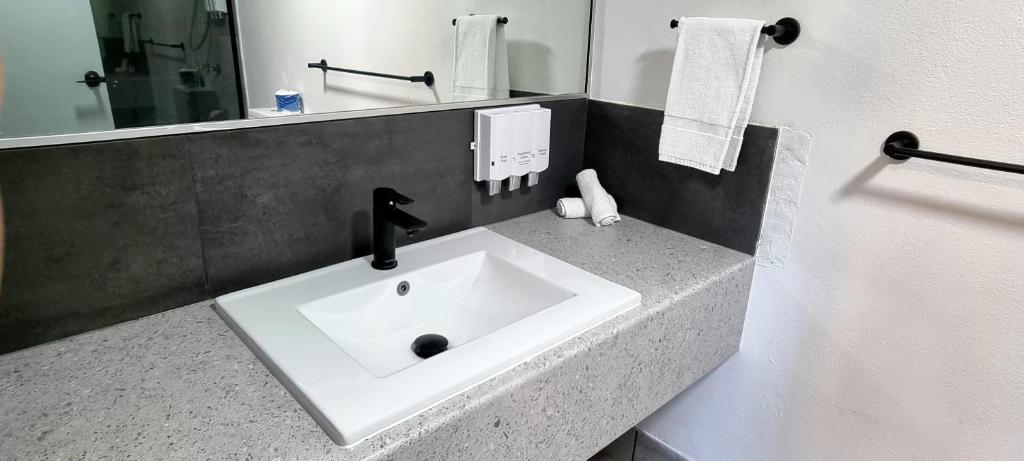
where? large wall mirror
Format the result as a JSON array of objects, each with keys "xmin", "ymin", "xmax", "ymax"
[{"xmin": 0, "ymin": 0, "xmax": 592, "ymax": 143}]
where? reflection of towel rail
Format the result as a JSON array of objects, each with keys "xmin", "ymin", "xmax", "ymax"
[
  {"xmin": 143, "ymin": 39, "xmax": 185, "ymax": 52},
  {"xmin": 307, "ymin": 59, "xmax": 435, "ymax": 87},
  {"xmin": 108, "ymin": 12, "xmax": 142, "ymax": 20},
  {"xmin": 670, "ymin": 17, "xmax": 801, "ymax": 45},
  {"xmin": 451, "ymin": 16, "xmax": 508, "ymax": 26}
]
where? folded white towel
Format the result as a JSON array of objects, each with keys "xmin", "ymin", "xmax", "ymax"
[
  {"xmin": 452, "ymin": 15, "xmax": 510, "ymax": 101},
  {"xmin": 556, "ymin": 196, "xmax": 617, "ymax": 219},
  {"xmin": 658, "ymin": 17, "xmax": 765, "ymax": 174},
  {"xmin": 576, "ymin": 169, "xmax": 620, "ymax": 227}
]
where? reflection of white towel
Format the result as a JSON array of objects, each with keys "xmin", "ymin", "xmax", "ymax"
[
  {"xmin": 658, "ymin": 17, "xmax": 765, "ymax": 174},
  {"xmin": 452, "ymin": 15, "xmax": 509, "ymax": 101},
  {"xmin": 757, "ymin": 127, "xmax": 812, "ymax": 268},
  {"xmin": 122, "ymin": 13, "xmax": 140, "ymax": 53}
]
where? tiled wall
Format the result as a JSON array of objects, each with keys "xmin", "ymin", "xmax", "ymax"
[
  {"xmin": 584, "ymin": 100, "xmax": 777, "ymax": 255},
  {"xmin": 0, "ymin": 99, "xmax": 587, "ymax": 353},
  {"xmin": 0, "ymin": 97, "xmax": 779, "ymax": 355}
]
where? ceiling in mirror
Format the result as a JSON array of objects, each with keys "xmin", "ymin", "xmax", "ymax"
[{"xmin": 0, "ymin": 0, "xmax": 592, "ymax": 141}]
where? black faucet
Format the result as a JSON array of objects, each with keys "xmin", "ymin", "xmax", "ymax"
[{"xmin": 371, "ymin": 187, "xmax": 428, "ymax": 270}]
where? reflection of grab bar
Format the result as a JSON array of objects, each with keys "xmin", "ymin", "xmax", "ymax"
[
  {"xmin": 307, "ymin": 59, "xmax": 435, "ymax": 87},
  {"xmin": 143, "ymin": 39, "xmax": 185, "ymax": 52},
  {"xmin": 451, "ymin": 16, "xmax": 508, "ymax": 26}
]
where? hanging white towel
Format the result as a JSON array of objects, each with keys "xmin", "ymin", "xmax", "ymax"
[
  {"xmin": 121, "ymin": 13, "xmax": 140, "ymax": 53},
  {"xmin": 722, "ymin": 34, "xmax": 766, "ymax": 172},
  {"xmin": 658, "ymin": 17, "xmax": 765, "ymax": 174},
  {"xmin": 452, "ymin": 15, "xmax": 510, "ymax": 101}
]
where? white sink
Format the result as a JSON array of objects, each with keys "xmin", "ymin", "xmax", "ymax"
[{"xmin": 215, "ymin": 227, "xmax": 640, "ymax": 446}]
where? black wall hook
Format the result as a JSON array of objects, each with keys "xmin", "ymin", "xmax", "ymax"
[{"xmin": 670, "ymin": 17, "xmax": 801, "ymax": 45}]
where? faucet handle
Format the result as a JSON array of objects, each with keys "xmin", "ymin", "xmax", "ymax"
[{"xmin": 373, "ymin": 187, "xmax": 415, "ymax": 206}]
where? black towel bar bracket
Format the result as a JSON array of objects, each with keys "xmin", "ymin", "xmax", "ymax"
[
  {"xmin": 883, "ymin": 131, "xmax": 1024, "ymax": 175},
  {"xmin": 452, "ymin": 16, "xmax": 508, "ymax": 26},
  {"xmin": 670, "ymin": 17, "xmax": 801, "ymax": 45},
  {"xmin": 308, "ymin": 59, "xmax": 435, "ymax": 87}
]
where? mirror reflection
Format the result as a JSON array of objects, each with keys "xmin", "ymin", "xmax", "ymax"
[{"xmin": 0, "ymin": 0, "xmax": 591, "ymax": 139}]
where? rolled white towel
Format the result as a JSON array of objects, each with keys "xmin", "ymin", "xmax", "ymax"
[
  {"xmin": 556, "ymin": 196, "xmax": 618, "ymax": 219},
  {"xmin": 575, "ymin": 169, "xmax": 621, "ymax": 227}
]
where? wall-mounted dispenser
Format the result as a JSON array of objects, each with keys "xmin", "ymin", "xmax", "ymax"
[{"xmin": 473, "ymin": 105, "xmax": 551, "ymax": 196}]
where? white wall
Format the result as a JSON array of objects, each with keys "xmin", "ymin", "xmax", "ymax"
[
  {"xmin": 590, "ymin": 1, "xmax": 1024, "ymax": 459},
  {"xmin": 235, "ymin": 0, "xmax": 590, "ymax": 113}
]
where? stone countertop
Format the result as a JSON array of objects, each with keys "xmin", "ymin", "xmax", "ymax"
[{"xmin": 0, "ymin": 211, "xmax": 753, "ymax": 461}]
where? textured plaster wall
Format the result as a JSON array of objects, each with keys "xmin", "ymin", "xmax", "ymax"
[{"xmin": 590, "ymin": 0, "xmax": 1024, "ymax": 459}]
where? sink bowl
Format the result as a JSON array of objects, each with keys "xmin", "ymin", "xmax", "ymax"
[{"xmin": 215, "ymin": 227, "xmax": 640, "ymax": 446}]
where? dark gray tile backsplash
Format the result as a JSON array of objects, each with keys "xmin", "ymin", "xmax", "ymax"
[
  {"xmin": 584, "ymin": 100, "xmax": 777, "ymax": 255},
  {"xmin": 0, "ymin": 97, "xmax": 778, "ymax": 353},
  {"xmin": 189, "ymin": 109, "xmax": 477, "ymax": 294},
  {"xmin": 0, "ymin": 99, "xmax": 587, "ymax": 353},
  {"xmin": 0, "ymin": 141, "xmax": 208, "ymax": 353}
]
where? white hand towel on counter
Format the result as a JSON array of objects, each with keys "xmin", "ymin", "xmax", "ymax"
[
  {"xmin": 658, "ymin": 17, "xmax": 765, "ymax": 174},
  {"xmin": 576, "ymin": 169, "xmax": 620, "ymax": 227},
  {"xmin": 452, "ymin": 15, "xmax": 510, "ymax": 101},
  {"xmin": 556, "ymin": 196, "xmax": 617, "ymax": 219},
  {"xmin": 757, "ymin": 127, "xmax": 812, "ymax": 268}
]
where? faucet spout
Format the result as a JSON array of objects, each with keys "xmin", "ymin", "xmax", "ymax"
[
  {"xmin": 387, "ymin": 208, "xmax": 427, "ymax": 233},
  {"xmin": 371, "ymin": 188, "xmax": 428, "ymax": 270}
]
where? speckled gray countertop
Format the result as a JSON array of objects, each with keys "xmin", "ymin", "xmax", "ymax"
[{"xmin": 0, "ymin": 211, "xmax": 753, "ymax": 461}]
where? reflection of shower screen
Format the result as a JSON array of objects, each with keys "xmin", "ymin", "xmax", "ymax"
[{"xmin": 0, "ymin": 0, "xmax": 246, "ymax": 139}]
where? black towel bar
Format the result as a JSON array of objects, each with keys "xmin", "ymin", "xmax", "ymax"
[
  {"xmin": 670, "ymin": 17, "xmax": 800, "ymax": 45},
  {"xmin": 452, "ymin": 16, "xmax": 508, "ymax": 26},
  {"xmin": 308, "ymin": 59, "xmax": 435, "ymax": 87},
  {"xmin": 883, "ymin": 131, "xmax": 1024, "ymax": 175},
  {"xmin": 142, "ymin": 39, "xmax": 185, "ymax": 51}
]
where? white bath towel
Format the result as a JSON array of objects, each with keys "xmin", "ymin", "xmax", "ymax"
[
  {"xmin": 576, "ymin": 169, "xmax": 620, "ymax": 227},
  {"xmin": 722, "ymin": 34, "xmax": 766, "ymax": 171},
  {"xmin": 658, "ymin": 17, "xmax": 765, "ymax": 174},
  {"xmin": 122, "ymin": 13, "xmax": 140, "ymax": 53},
  {"xmin": 756, "ymin": 127, "xmax": 812, "ymax": 268},
  {"xmin": 452, "ymin": 15, "xmax": 510, "ymax": 101},
  {"xmin": 556, "ymin": 196, "xmax": 617, "ymax": 219}
]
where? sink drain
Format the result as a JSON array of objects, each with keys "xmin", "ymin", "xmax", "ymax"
[
  {"xmin": 396, "ymin": 281, "xmax": 410, "ymax": 296},
  {"xmin": 411, "ymin": 334, "xmax": 448, "ymax": 359}
]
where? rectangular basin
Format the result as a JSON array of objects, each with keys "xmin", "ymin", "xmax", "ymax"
[{"xmin": 215, "ymin": 227, "xmax": 641, "ymax": 446}]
